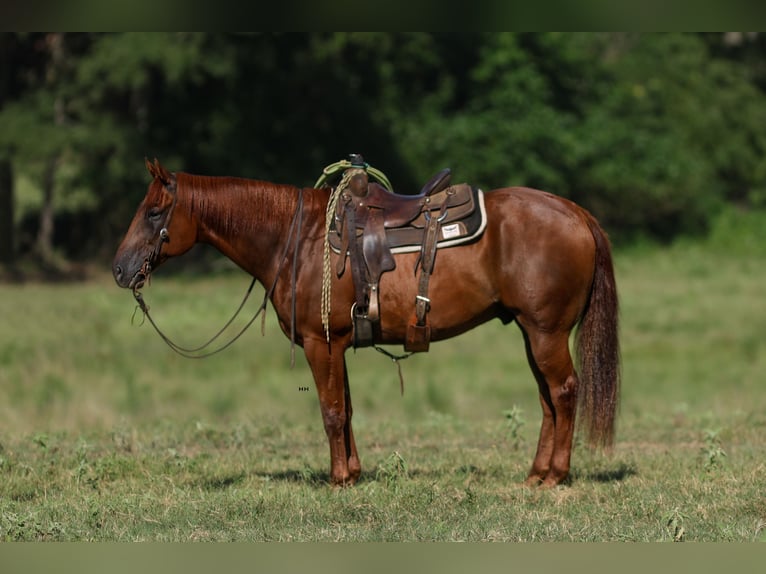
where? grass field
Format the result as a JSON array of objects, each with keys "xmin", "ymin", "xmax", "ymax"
[{"xmin": 1, "ymin": 227, "xmax": 765, "ymax": 541}]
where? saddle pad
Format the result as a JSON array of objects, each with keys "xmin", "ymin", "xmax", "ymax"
[{"xmin": 329, "ymin": 186, "xmax": 487, "ymax": 255}]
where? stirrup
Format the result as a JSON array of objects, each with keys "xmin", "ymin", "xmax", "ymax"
[{"xmin": 351, "ymin": 303, "xmax": 374, "ymax": 348}]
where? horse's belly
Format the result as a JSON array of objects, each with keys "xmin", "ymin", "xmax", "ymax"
[{"xmin": 375, "ymin": 244, "xmax": 499, "ymax": 343}]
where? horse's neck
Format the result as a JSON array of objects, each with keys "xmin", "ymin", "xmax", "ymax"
[{"xmin": 184, "ymin": 174, "xmax": 321, "ymax": 284}]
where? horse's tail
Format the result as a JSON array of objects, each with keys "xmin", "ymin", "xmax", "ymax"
[{"xmin": 576, "ymin": 211, "xmax": 620, "ymax": 449}]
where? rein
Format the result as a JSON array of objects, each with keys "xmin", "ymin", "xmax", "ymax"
[{"xmin": 132, "ymin": 188, "xmax": 305, "ymax": 363}]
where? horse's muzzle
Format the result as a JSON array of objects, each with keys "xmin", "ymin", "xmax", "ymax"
[{"xmin": 113, "ymin": 260, "xmax": 147, "ymax": 290}]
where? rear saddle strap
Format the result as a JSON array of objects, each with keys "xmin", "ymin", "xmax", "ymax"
[{"xmin": 405, "ymin": 203, "xmax": 446, "ymax": 353}]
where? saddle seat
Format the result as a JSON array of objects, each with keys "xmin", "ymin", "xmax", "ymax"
[{"xmin": 345, "ymin": 168, "xmax": 453, "ymax": 228}]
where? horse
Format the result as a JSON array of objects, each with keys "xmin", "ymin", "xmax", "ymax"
[{"xmin": 113, "ymin": 158, "xmax": 620, "ymax": 488}]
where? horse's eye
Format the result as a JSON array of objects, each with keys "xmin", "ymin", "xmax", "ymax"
[{"xmin": 147, "ymin": 208, "xmax": 162, "ymax": 221}]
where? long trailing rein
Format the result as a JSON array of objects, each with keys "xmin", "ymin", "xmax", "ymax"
[{"xmin": 132, "ymin": 188, "xmax": 305, "ymax": 364}]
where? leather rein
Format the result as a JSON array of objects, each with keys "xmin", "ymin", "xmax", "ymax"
[{"xmin": 132, "ymin": 187, "xmax": 305, "ymax": 364}]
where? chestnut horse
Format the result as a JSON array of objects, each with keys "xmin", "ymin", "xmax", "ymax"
[{"xmin": 113, "ymin": 159, "xmax": 619, "ymax": 487}]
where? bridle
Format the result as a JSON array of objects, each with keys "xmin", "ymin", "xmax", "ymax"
[
  {"xmin": 134, "ymin": 177, "xmax": 178, "ymax": 290},
  {"xmin": 131, "ymin": 184, "xmax": 305, "ymax": 363}
]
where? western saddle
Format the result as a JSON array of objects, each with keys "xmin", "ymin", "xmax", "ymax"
[{"xmin": 325, "ymin": 155, "xmax": 486, "ymax": 352}]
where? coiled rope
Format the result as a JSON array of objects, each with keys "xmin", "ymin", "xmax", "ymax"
[{"xmin": 316, "ymin": 158, "xmax": 392, "ymax": 341}]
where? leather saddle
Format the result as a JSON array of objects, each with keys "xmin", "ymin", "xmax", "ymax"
[
  {"xmin": 329, "ymin": 167, "xmax": 486, "ymax": 352},
  {"xmin": 353, "ymin": 168, "xmax": 453, "ymax": 226}
]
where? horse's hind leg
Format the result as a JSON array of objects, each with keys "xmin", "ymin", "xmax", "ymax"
[
  {"xmin": 304, "ymin": 337, "xmax": 361, "ymax": 486},
  {"xmin": 520, "ymin": 327, "xmax": 579, "ymax": 487}
]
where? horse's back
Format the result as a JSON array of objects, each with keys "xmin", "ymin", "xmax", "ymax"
[
  {"xmin": 486, "ymin": 186, "xmax": 593, "ymax": 230},
  {"xmin": 484, "ymin": 186, "xmax": 597, "ymax": 254}
]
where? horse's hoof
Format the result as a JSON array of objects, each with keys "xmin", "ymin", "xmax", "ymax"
[
  {"xmin": 330, "ymin": 475, "xmax": 357, "ymax": 488},
  {"xmin": 524, "ymin": 475, "xmax": 544, "ymax": 488},
  {"xmin": 540, "ymin": 473, "xmax": 569, "ymax": 489}
]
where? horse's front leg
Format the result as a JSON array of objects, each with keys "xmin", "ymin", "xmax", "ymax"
[{"xmin": 304, "ymin": 336, "xmax": 361, "ymax": 486}]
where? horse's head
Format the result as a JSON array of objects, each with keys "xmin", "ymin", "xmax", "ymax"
[{"xmin": 112, "ymin": 158, "xmax": 196, "ymax": 290}]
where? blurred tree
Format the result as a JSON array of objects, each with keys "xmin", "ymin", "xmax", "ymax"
[
  {"xmin": 569, "ymin": 34, "xmax": 719, "ymax": 239},
  {"xmin": 2, "ymin": 32, "xmax": 766, "ymax": 266},
  {"xmin": 0, "ymin": 33, "xmax": 92, "ymax": 263},
  {"xmin": 573, "ymin": 33, "xmax": 766, "ymax": 239},
  {"xmin": 37, "ymin": 33, "xmax": 66, "ymax": 262},
  {"xmin": 390, "ymin": 33, "xmax": 766, "ymax": 242},
  {"xmin": 0, "ymin": 34, "xmax": 15, "ymax": 264},
  {"xmin": 699, "ymin": 32, "xmax": 766, "ymax": 208},
  {"xmin": 68, "ymin": 33, "xmax": 240, "ymax": 254}
]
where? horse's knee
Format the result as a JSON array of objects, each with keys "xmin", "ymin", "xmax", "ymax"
[{"xmin": 321, "ymin": 405, "xmax": 346, "ymax": 436}]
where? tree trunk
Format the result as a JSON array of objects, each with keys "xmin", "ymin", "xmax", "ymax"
[
  {"xmin": 36, "ymin": 158, "xmax": 56, "ymax": 262},
  {"xmin": 35, "ymin": 33, "xmax": 66, "ymax": 264},
  {"xmin": 0, "ymin": 158, "xmax": 12, "ymax": 264},
  {"xmin": 0, "ymin": 35, "xmax": 15, "ymax": 264}
]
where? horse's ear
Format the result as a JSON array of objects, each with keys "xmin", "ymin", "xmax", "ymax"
[
  {"xmin": 145, "ymin": 157, "xmax": 156, "ymax": 178},
  {"xmin": 146, "ymin": 158, "xmax": 176, "ymax": 192}
]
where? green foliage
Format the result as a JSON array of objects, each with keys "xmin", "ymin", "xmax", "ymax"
[
  {"xmin": 502, "ymin": 405, "xmax": 525, "ymax": 450},
  {"xmin": 375, "ymin": 451, "xmax": 409, "ymax": 490},
  {"xmin": 3, "ymin": 33, "xmax": 766, "ymax": 256},
  {"xmin": 394, "ymin": 33, "xmax": 766, "ymax": 242},
  {"xmin": 664, "ymin": 507, "xmax": 687, "ymax": 542},
  {"xmin": 700, "ymin": 429, "xmax": 727, "ymax": 471},
  {"xmin": 704, "ymin": 205, "xmax": 766, "ymax": 255}
]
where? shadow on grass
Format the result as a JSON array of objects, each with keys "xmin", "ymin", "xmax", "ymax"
[
  {"xmin": 576, "ymin": 462, "xmax": 638, "ymax": 484},
  {"xmin": 225, "ymin": 462, "xmax": 637, "ymax": 489},
  {"xmin": 253, "ymin": 468, "xmax": 332, "ymax": 486},
  {"xmin": 252, "ymin": 467, "xmax": 418, "ymax": 487},
  {"xmin": 183, "ymin": 469, "xmax": 332, "ymax": 490},
  {"xmin": 194, "ymin": 472, "xmax": 249, "ymax": 491}
]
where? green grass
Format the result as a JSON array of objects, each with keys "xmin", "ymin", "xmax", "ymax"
[{"xmin": 1, "ymin": 240, "xmax": 765, "ymax": 541}]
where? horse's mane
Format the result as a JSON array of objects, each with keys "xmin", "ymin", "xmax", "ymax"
[{"xmin": 176, "ymin": 172, "xmax": 300, "ymax": 238}]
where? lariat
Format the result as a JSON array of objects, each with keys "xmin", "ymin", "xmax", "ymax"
[
  {"xmin": 316, "ymin": 156, "xmax": 393, "ymax": 342},
  {"xmin": 320, "ymin": 167, "xmax": 365, "ymax": 342}
]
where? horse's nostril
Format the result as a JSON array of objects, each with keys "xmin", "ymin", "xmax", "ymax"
[{"xmin": 114, "ymin": 264, "xmax": 123, "ymax": 280}]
